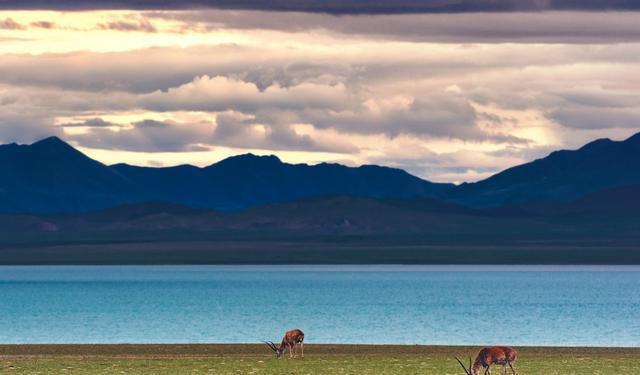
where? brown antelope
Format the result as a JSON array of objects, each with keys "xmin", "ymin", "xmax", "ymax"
[
  {"xmin": 455, "ymin": 346, "xmax": 518, "ymax": 375},
  {"xmin": 263, "ymin": 329, "xmax": 305, "ymax": 358}
]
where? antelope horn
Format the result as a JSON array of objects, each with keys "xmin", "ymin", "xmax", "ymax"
[
  {"xmin": 455, "ymin": 356, "xmax": 471, "ymax": 375},
  {"xmin": 262, "ymin": 341, "xmax": 278, "ymax": 352},
  {"xmin": 270, "ymin": 341, "xmax": 281, "ymax": 352}
]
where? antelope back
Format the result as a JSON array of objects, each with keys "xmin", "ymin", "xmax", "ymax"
[
  {"xmin": 479, "ymin": 346, "xmax": 516, "ymax": 366},
  {"xmin": 497, "ymin": 346, "xmax": 517, "ymax": 362},
  {"xmin": 283, "ymin": 329, "xmax": 304, "ymax": 344}
]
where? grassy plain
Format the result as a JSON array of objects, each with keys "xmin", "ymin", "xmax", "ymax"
[{"xmin": 0, "ymin": 344, "xmax": 638, "ymax": 374}]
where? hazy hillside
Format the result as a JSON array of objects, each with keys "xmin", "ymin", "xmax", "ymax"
[
  {"xmin": 0, "ymin": 192, "xmax": 638, "ymax": 264},
  {"xmin": 0, "ymin": 193, "xmax": 637, "ymax": 244}
]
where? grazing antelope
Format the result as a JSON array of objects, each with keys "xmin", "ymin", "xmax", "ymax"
[
  {"xmin": 263, "ymin": 329, "xmax": 305, "ymax": 359},
  {"xmin": 455, "ymin": 346, "xmax": 518, "ymax": 375}
]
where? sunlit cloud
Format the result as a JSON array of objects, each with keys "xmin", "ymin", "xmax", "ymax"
[{"xmin": 0, "ymin": 17, "xmax": 25, "ymax": 29}]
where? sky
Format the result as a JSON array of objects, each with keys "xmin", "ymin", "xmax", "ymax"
[{"xmin": 1, "ymin": 1, "xmax": 640, "ymax": 183}]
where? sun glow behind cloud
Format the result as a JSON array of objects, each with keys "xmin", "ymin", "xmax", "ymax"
[
  {"xmin": 0, "ymin": 11, "xmax": 256, "ymax": 54},
  {"xmin": 1, "ymin": 10, "xmax": 639, "ymax": 182}
]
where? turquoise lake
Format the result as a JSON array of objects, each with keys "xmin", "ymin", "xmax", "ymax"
[{"xmin": 0, "ymin": 265, "xmax": 638, "ymax": 346}]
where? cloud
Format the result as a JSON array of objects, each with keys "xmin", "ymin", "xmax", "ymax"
[
  {"xmin": 2, "ymin": 37, "xmax": 640, "ymax": 102},
  {"xmin": 551, "ymin": 107, "xmax": 640, "ymax": 130},
  {"xmin": 131, "ymin": 75, "xmax": 521, "ymax": 143},
  {"xmin": 538, "ymin": 87, "xmax": 640, "ymax": 130},
  {"xmin": 368, "ymin": 147, "xmax": 532, "ymax": 183},
  {"xmin": 0, "ymin": 18, "xmax": 55, "ymax": 30},
  {"xmin": 59, "ymin": 117, "xmax": 117, "ymax": 127},
  {"xmin": 146, "ymin": 160, "xmax": 165, "ymax": 167},
  {"xmin": 1, "ymin": 38, "xmax": 634, "ymax": 150},
  {"xmin": 97, "ymin": 18, "xmax": 157, "ymax": 32},
  {"xmin": 0, "ymin": 114, "xmax": 61, "ymax": 144},
  {"xmin": 1, "ymin": 0, "xmax": 640, "ymax": 13},
  {"xmin": 212, "ymin": 112, "xmax": 356, "ymax": 153},
  {"xmin": 1, "ymin": 9, "xmax": 639, "ymax": 182},
  {"xmin": 305, "ymin": 94, "xmax": 480, "ymax": 138},
  {"xmin": 0, "ymin": 17, "xmax": 25, "ymax": 29},
  {"xmin": 1, "ymin": 37, "xmax": 637, "ymax": 144},
  {"xmin": 0, "ymin": 45, "xmax": 288, "ymax": 93},
  {"xmin": 68, "ymin": 118, "xmax": 214, "ymax": 152},
  {"xmin": 62, "ymin": 114, "xmax": 357, "ymax": 153},
  {"xmin": 154, "ymin": 10, "xmax": 640, "ymax": 44},
  {"xmin": 0, "ymin": 37, "xmax": 31, "ymax": 42},
  {"xmin": 1, "ymin": 40, "xmax": 639, "ymax": 96},
  {"xmin": 30, "ymin": 20, "xmax": 55, "ymax": 29},
  {"xmin": 139, "ymin": 75, "xmax": 350, "ymax": 113}
]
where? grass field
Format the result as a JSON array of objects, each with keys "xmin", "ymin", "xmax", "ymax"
[{"xmin": 0, "ymin": 345, "xmax": 639, "ymax": 374}]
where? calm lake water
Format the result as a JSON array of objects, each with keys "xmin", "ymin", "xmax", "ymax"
[{"xmin": 0, "ymin": 265, "xmax": 638, "ymax": 346}]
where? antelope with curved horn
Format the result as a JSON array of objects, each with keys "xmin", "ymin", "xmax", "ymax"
[
  {"xmin": 456, "ymin": 346, "xmax": 518, "ymax": 375},
  {"xmin": 263, "ymin": 329, "xmax": 305, "ymax": 359}
]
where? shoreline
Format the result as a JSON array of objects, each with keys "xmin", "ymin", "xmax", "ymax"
[
  {"xmin": 2, "ymin": 264, "xmax": 640, "ymax": 270},
  {"xmin": 3, "ymin": 241, "xmax": 640, "ymax": 265}
]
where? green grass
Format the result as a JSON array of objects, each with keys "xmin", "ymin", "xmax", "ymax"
[{"xmin": 1, "ymin": 345, "xmax": 639, "ymax": 374}]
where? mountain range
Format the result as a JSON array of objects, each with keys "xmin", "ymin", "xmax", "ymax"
[
  {"xmin": 0, "ymin": 136, "xmax": 450, "ymax": 213},
  {"xmin": 0, "ymin": 133, "xmax": 639, "ymax": 264},
  {"xmin": 1, "ymin": 132, "xmax": 639, "ymax": 213}
]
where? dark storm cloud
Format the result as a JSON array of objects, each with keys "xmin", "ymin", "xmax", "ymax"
[{"xmin": 1, "ymin": 0, "xmax": 640, "ymax": 13}]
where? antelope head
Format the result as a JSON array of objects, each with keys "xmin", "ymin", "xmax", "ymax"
[
  {"xmin": 263, "ymin": 341, "xmax": 284, "ymax": 358},
  {"xmin": 455, "ymin": 356, "xmax": 476, "ymax": 375}
]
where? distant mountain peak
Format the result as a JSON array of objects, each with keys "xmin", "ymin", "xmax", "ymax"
[
  {"xmin": 581, "ymin": 137, "xmax": 613, "ymax": 147},
  {"xmin": 226, "ymin": 153, "xmax": 281, "ymax": 162},
  {"xmin": 581, "ymin": 131, "xmax": 640, "ymax": 150},
  {"xmin": 211, "ymin": 153, "xmax": 283, "ymax": 168},
  {"xmin": 28, "ymin": 136, "xmax": 82, "ymax": 156},
  {"xmin": 450, "ymin": 130, "xmax": 640, "ymax": 207},
  {"xmin": 31, "ymin": 136, "xmax": 68, "ymax": 147},
  {"xmin": 626, "ymin": 131, "xmax": 640, "ymax": 143}
]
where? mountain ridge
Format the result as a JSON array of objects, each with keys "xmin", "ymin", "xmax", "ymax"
[
  {"xmin": 448, "ymin": 132, "xmax": 640, "ymax": 207},
  {"xmin": 0, "ymin": 132, "xmax": 639, "ymax": 213},
  {"xmin": 0, "ymin": 137, "xmax": 451, "ymax": 213}
]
